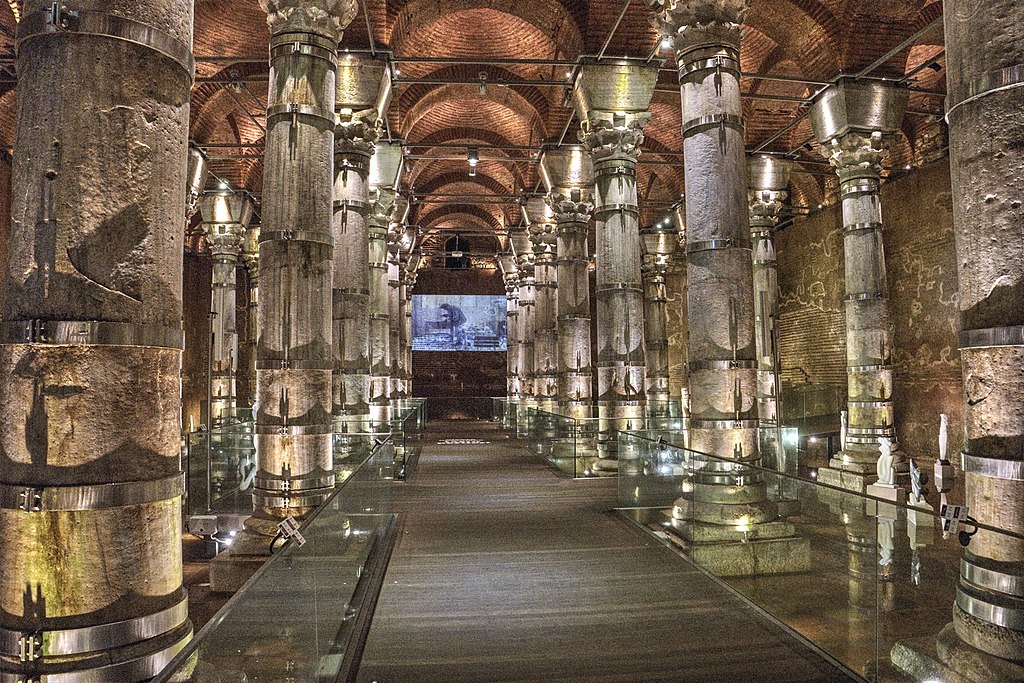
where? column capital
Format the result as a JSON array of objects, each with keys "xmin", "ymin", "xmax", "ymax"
[
  {"xmin": 259, "ymin": 0, "xmax": 357, "ymax": 40},
  {"xmin": 335, "ymin": 118, "xmax": 380, "ymax": 159},
  {"xmin": 548, "ymin": 195, "xmax": 594, "ymax": 225},
  {"xmin": 208, "ymin": 223, "xmax": 247, "ymax": 258},
  {"xmin": 650, "ymin": 0, "xmax": 749, "ymax": 51},
  {"xmin": 579, "ymin": 114, "xmax": 650, "ymax": 163},
  {"xmin": 748, "ymin": 188, "xmax": 788, "ymax": 226},
  {"xmin": 819, "ymin": 131, "xmax": 887, "ymax": 180}
]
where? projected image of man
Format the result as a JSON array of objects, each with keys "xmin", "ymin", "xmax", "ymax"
[{"xmin": 439, "ymin": 302, "xmax": 466, "ymax": 348}]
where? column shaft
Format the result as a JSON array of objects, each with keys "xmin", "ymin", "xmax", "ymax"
[
  {"xmin": 211, "ymin": 246, "xmax": 241, "ymax": 424},
  {"xmin": 517, "ymin": 259, "xmax": 536, "ymax": 399},
  {"xmin": 531, "ymin": 227, "xmax": 559, "ymax": 410},
  {"xmin": 503, "ymin": 273, "xmax": 522, "ymax": 399},
  {"xmin": 0, "ymin": 0, "xmax": 194, "ymax": 677},
  {"xmin": 253, "ymin": 3, "xmax": 349, "ymax": 522},
  {"xmin": 556, "ymin": 216, "xmax": 593, "ymax": 418},
  {"xmin": 666, "ymin": 254, "xmax": 690, "ymax": 413},
  {"xmin": 388, "ymin": 258, "xmax": 403, "ymax": 399},
  {"xmin": 945, "ymin": 0, "xmax": 1024, "ymax": 664},
  {"xmin": 368, "ymin": 193, "xmax": 393, "ymax": 422}
]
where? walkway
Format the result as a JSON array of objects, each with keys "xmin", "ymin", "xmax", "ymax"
[{"xmin": 356, "ymin": 421, "xmax": 853, "ymax": 682}]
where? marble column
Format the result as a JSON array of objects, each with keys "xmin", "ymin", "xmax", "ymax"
[
  {"xmin": 499, "ymin": 253, "xmax": 522, "ymax": 399},
  {"xmin": 640, "ymin": 221, "xmax": 679, "ymax": 416},
  {"xmin": 511, "ymin": 227, "xmax": 536, "ymax": 400},
  {"xmin": 368, "ymin": 141, "xmax": 404, "ymax": 423},
  {"xmin": 899, "ymin": 2, "xmax": 1024, "ymax": 676},
  {"xmin": 241, "ymin": 222, "xmax": 261, "ymax": 409},
  {"xmin": 540, "ymin": 146, "xmax": 595, "ymax": 420},
  {"xmin": 747, "ymin": 156, "xmax": 790, "ymax": 430},
  {"xmin": 187, "ymin": 143, "xmax": 210, "ymax": 222},
  {"xmin": 387, "ymin": 197, "xmax": 411, "ymax": 401},
  {"xmin": 200, "ymin": 190, "xmax": 256, "ymax": 426},
  {"xmin": 402, "ymin": 254, "xmax": 420, "ymax": 396},
  {"xmin": 0, "ymin": 0, "xmax": 195, "ymax": 678},
  {"xmin": 666, "ymin": 202, "xmax": 690, "ymax": 417},
  {"xmin": 524, "ymin": 198, "xmax": 559, "ymax": 412},
  {"xmin": 250, "ymin": 0, "xmax": 356, "ymax": 528},
  {"xmin": 653, "ymin": 0, "xmax": 809, "ymax": 573},
  {"xmin": 333, "ymin": 56, "xmax": 388, "ymax": 429},
  {"xmin": 808, "ymin": 79, "xmax": 908, "ymax": 492},
  {"xmin": 573, "ymin": 63, "xmax": 658, "ymax": 472}
]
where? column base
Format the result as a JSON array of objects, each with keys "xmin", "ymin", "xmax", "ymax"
[
  {"xmin": 817, "ymin": 455, "xmax": 910, "ymax": 494},
  {"xmin": 592, "ymin": 457, "xmax": 619, "ymax": 475},
  {"xmin": 662, "ymin": 511, "xmax": 811, "ymax": 577},
  {"xmin": 892, "ymin": 623, "xmax": 1024, "ymax": 683}
]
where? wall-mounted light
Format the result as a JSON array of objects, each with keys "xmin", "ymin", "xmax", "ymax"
[{"xmin": 468, "ymin": 147, "xmax": 479, "ymax": 177}]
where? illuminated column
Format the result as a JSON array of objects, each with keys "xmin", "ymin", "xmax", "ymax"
[
  {"xmin": 241, "ymin": 222, "xmax": 261, "ymax": 408},
  {"xmin": 333, "ymin": 56, "xmax": 389, "ymax": 423},
  {"xmin": 808, "ymin": 79, "xmax": 907, "ymax": 492},
  {"xmin": 747, "ymin": 156, "xmax": 791, "ymax": 429},
  {"xmin": 540, "ymin": 146, "xmax": 595, "ymax": 420},
  {"xmin": 402, "ymin": 254, "xmax": 420, "ymax": 396},
  {"xmin": 640, "ymin": 222, "xmax": 679, "ymax": 416},
  {"xmin": 200, "ymin": 190, "xmax": 256, "ymax": 426},
  {"xmin": 387, "ymin": 197, "xmax": 411, "ymax": 400},
  {"xmin": 499, "ymin": 253, "xmax": 522, "ymax": 399},
  {"xmin": 573, "ymin": 63, "xmax": 658, "ymax": 472},
  {"xmin": 368, "ymin": 141, "xmax": 403, "ymax": 423},
  {"xmin": 511, "ymin": 227, "xmax": 536, "ymax": 399},
  {"xmin": 666, "ymin": 202, "xmax": 690, "ymax": 416},
  {"xmin": 0, "ymin": 0, "xmax": 195, "ymax": 678},
  {"xmin": 251, "ymin": 0, "xmax": 356, "ymax": 527},
  {"xmin": 928, "ymin": 2, "xmax": 1024, "ymax": 674},
  {"xmin": 525, "ymin": 198, "xmax": 559, "ymax": 412},
  {"xmin": 393, "ymin": 223, "xmax": 417, "ymax": 399}
]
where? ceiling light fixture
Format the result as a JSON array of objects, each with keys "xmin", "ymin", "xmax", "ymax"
[{"xmin": 468, "ymin": 147, "xmax": 479, "ymax": 177}]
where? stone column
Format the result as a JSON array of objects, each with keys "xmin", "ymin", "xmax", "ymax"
[
  {"xmin": 200, "ymin": 190, "xmax": 255, "ymax": 426},
  {"xmin": 387, "ymin": 197, "xmax": 411, "ymax": 401},
  {"xmin": 540, "ymin": 146, "xmax": 595, "ymax": 420},
  {"xmin": 640, "ymin": 222, "xmax": 679, "ymax": 416},
  {"xmin": 667, "ymin": 202, "xmax": 690, "ymax": 417},
  {"xmin": 499, "ymin": 253, "xmax": 522, "ymax": 399},
  {"xmin": 0, "ymin": 0, "xmax": 195, "ymax": 678},
  {"xmin": 653, "ymin": 0, "xmax": 809, "ymax": 573},
  {"xmin": 333, "ymin": 56, "xmax": 388, "ymax": 432},
  {"xmin": 368, "ymin": 141, "xmax": 403, "ymax": 423},
  {"xmin": 897, "ymin": 2, "xmax": 1024, "ymax": 676},
  {"xmin": 242, "ymin": 222, "xmax": 261, "ymax": 409},
  {"xmin": 511, "ymin": 227, "xmax": 536, "ymax": 399},
  {"xmin": 573, "ymin": 63, "xmax": 657, "ymax": 472},
  {"xmin": 747, "ymin": 156, "xmax": 790, "ymax": 430},
  {"xmin": 524, "ymin": 198, "xmax": 559, "ymax": 412},
  {"xmin": 403, "ymin": 255, "xmax": 420, "ymax": 396},
  {"xmin": 186, "ymin": 142, "xmax": 210, "ymax": 223},
  {"xmin": 250, "ymin": 0, "xmax": 356, "ymax": 529},
  {"xmin": 808, "ymin": 79, "xmax": 908, "ymax": 492}
]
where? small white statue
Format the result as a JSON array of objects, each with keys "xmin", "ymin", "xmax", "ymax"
[
  {"xmin": 878, "ymin": 517, "xmax": 895, "ymax": 568},
  {"xmin": 938, "ymin": 413, "xmax": 949, "ymax": 462},
  {"xmin": 909, "ymin": 458, "xmax": 923, "ymax": 503},
  {"xmin": 840, "ymin": 410, "xmax": 848, "ymax": 451},
  {"xmin": 877, "ymin": 436, "xmax": 896, "ymax": 487}
]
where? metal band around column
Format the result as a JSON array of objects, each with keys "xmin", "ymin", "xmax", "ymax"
[
  {"xmin": 961, "ymin": 453, "xmax": 1024, "ymax": 481},
  {"xmin": 255, "ymin": 359, "xmax": 334, "ymax": 370},
  {"xmin": 689, "ymin": 418, "xmax": 759, "ymax": 430},
  {"xmin": 681, "ymin": 114, "xmax": 744, "ymax": 140},
  {"xmin": 962, "ymin": 554, "xmax": 1024, "ymax": 596},
  {"xmin": 593, "ymin": 202, "xmax": 639, "ymax": 216},
  {"xmin": 0, "ymin": 473, "xmax": 184, "ymax": 512},
  {"xmin": 17, "ymin": 8, "xmax": 195, "ymax": 81},
  {"xmin": 255, "ymin": 473, "xmax": 335, "ymax": 491},
  {"xmin": 269, "ymin": 37, "xmax": 338, "ymax": 67},
  {"xmin": 0, "ymin": 321, "xmax": 184, "ymax": 349},
  {"xmin": 849, "ymin": 363, "xmax": 889, "ymax": 373},
  {"xmin": 686, "ymin": 238, "xmax": 753, "ymax": 254},
  {"xmin": 845, "ymin": 222, "xmax": 883, "ymax": 234},
  {"xmin": 960, "ymin": 325, "xmax": 1024, "ymax": 350},
  {"xmin": 841, "ymin": 180, "xmax": 879, "ymax": 198},
  {"xmin": 678, "ymin": 54, "xmax": 740, "ymax": 81},
  {"xmin": 846, "ymin": 399, "xmax": 891, "ymax": 407},
  {"xmin": 252, "ymin": 489, "xmax": 333, "ymax": 509},
  {"xmin": 259, "ymin": 229, "xmax": 334, "ymax": 247},
  {"xmin": 956, "ymin": 582, "xmax": 1024, "ymax": 630},
  {"xmin": 266, "ymin": 103, "xmax": 336, "ymax": 126},
  {"xmin": 334, "ymin": 198, "xmax": 373, "ymax": 214},
  {"xmin": 0, "ymin": 589, "xmax": 188, "ymax": 659},
  {"xmin": 254, "ymin": 423, "xmax": 333, "ymax": 436},
  {"xmin": 844, "ymin": 292, "xmax": 886, "ymax": 302},
  {"xmin": 946, "ymin": 63, "xmax": 1024, "ymax": 122},
  {"xmin": 689, "ymin": 359, "xmax": 758, "ymax": 371}
]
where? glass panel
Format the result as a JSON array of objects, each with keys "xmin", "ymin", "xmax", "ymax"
[{"xmin": 154, "ymin": 440, "xmax": 396, "ymax": 683}]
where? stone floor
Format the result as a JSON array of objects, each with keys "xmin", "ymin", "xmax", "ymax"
[{"xmin": 355, "ymin": 420, "xmax": 855, "ymax": 682}]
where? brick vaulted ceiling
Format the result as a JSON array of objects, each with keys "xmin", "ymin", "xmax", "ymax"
[{"xmin": 0, "ymin": 0, "xmax": 948, "ymax": 246}]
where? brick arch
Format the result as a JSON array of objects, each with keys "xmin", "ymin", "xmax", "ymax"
[
  {"xmin": 402, "ymin": 86, "xmax": 548, "ymax": 150},
  {"xmin": 418, "ymin": 204, "xmax": 505, "ymax": 232},
  {"xmin": 745, "ymin": 0, "xmax": 842, "ymax": 79},
  {"xmin": 389, "ymin": 2, "xmax": 584, "ymax": 62},
  {"xmin": 416, "ymin": 172, "xmax": 511, "ymax": 197}
]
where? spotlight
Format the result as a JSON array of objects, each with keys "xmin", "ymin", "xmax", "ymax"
[
  {"xmin": 661, "ymin": 37, "xmax": 673, "ymax": 50},
  {"xmin": 927, "ymin": 62, "xmax": 942, "ymax": 73},
  {"xmin": 905, "ymin": 164, "xmax": 913, "ymax": 171},
  {"xmin": 218, "ymin": 180, "xmax": 230, "ymax": 191},
  {"xmin": 467, "ymin": 147, "xmax": 479, "ymax": 177}
]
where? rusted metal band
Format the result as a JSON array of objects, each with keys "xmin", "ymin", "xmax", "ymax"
[
  {"xmin": 0, "ymin": 473, "xmax": 184, "ymax": 512},
  {"xmin": 960, "ymin": 325, "xmax": 1024, "ymax": 350},
  {"xmin": 0, "ymin": 321, "xmax": 183, "ymax": 350}
]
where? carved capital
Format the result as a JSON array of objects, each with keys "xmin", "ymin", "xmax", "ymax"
[
  {"xmin": 369, "ymin": 188, "xmax": 398, "ymax": 227},
  {"xmin": 244, "ymin": 250, "xmax": 261, "ymax": 283},
  {"xmin": 650, "ymin": 0, "xmax": 748, "ymax": 50},
  {"xmin": 335, "ymin": 117, "xmax": 380, "ymax": 158},
  {"xmin": 207, "ymin": 224, "xmax": 247, "ymax": 259},
  {"xmin": 579, "ymin": 114, "xmax": 649, "ymax": 162},
  {"xmin": 548, "ymin": 195, "xmax": 594, "ymax": 225},
  {"xmin": 748, "ymin": 189, "xmax": 788, "ymax": 226},
  {"xmin": 259, "ymin": 0, "xmax": 357, "ymax": 40},
  {"xmin": 819, "ymin": 131, "xmax": 887, "ymax": 180}
]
